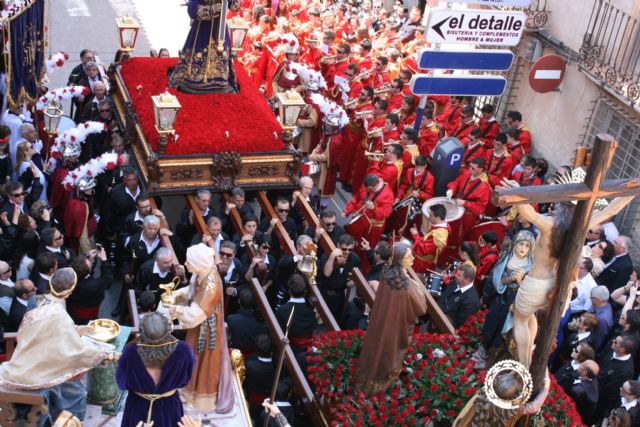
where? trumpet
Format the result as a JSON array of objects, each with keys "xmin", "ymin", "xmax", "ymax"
[
  {"xmin": 354, "ymin": 109, "xmax": 374, "ymax": 120},
  {"xmin": 365, "ymin": 150, "xmax": 385, "ymax": 160},
  {"xmin": 354, "ymin": 68, "xmax": 374, "ymax": 82},
  {"xmin": 320, "ymin": 54, "xmax": 336, "ymax": 64},
  {"xmin": 366, "ymin": 127, "xmax": 384, "ymax": 138},
  {"xmin": 343, "ymin": 98, "xmax": 359, "ymax": 109}
]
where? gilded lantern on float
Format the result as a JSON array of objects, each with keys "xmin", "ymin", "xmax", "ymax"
[
  {"xmin": 151, "ymin": 90, "xmax": 182, "ymax": 154},
  {"xmin": 275, "ymin": 90, "xmax": 305, "ymax": 131},
  {"xmin": 116, "ymin": 15, "xmax": 140, "ymax": 52},
  {"xmin": 42, "ymin": 101, "xmax": 63, "ymax": 136},
  {"xmin": 227, "ymin": 18, "xmax": 250, "ymax": 52}
]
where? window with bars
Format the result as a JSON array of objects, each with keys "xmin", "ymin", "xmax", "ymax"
[{"xmin": 583, "ymin": 98, "xmax": 640, "ymax": 259}]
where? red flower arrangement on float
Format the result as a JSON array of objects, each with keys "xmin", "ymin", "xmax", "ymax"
[{"xmin": 307, "ymin": 311, "xmax": 585, "ymax": 426}]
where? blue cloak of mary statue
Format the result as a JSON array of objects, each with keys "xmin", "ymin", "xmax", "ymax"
[{"xmin": 169, "ymin": 0, "xmax": 241, "ymax": 93}]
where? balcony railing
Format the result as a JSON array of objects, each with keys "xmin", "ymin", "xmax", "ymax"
[{"xmin": 580, "ymin": 0, "xmax": 640, "ymax": 105}]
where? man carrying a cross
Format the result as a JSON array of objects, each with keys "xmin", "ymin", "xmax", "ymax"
[{"xmin": 499, "ymin": 178, "xmax": 635, "ymax": 368}]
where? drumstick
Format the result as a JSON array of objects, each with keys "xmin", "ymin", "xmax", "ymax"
[{"xmin": 426, "ymin": 269, "xmax": 443, "ymax": 276}]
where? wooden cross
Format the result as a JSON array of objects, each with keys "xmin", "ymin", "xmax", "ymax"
[{"xmin": 492, "ymin": 134, "xmax": 640, "ymax": 393}]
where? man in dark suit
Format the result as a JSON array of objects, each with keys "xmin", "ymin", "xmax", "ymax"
[
  {"xmin": 598, "ymin": 235, "xmax": 634, "ymax": 294},
  {"xmin": 276, "ymin": 274, "xmax": 319, "ymax": 353},
  {"xmin": 597, "ymin": 334, "xmax": 638, "ymax": 419},
  {"xmin": 245, "ymin": 334, "xmax": 276, "ymax": 420},
  {"xmin": 29, "ymin": 252, "xmax": 58, "ymax": 294},
  {"xmin": 1, "ymin": 179, "xmax": 44, "ymax": 219},
  {"xmin": 38, "ymin": 227, "xmax": 74, "ymax": 269},
  {"xmin": 438, "ymin": 263, "xmax": 481, "ymax": 328},
  {"xmin": 7, "ymin": 279, "xmax": 36, "ymax": 332},
  {"xmin": 305, "ymin": 210, "xmax": 345, "ymax": 257},
  {"xmin": 175, "ymin": 189, "xmax": 217, "ymax": 248},
  {"xmin": 227, "ymin": 289, "xmax": 268, "ymax": 354},
  {"xmin": 106, "ymin": 167, "xmax": 141, "ymax": 240},
  {"xmin": 291, "ymin": 176, "xmax": 321, "ymax": 233},
  {"xmin": 217, "ymin": 242, "xmax": 246, "ymax": 310},
  {"xmin": 66, "ymin": 249, "xmax": 114, "ymax": 324},
  {"xmin": 134, "ymin": 248, "xmax": 185, "ymax": 303},
  {"xmin": 570, "ymin": 359, "xmax": 600, "ymax": 426},
  {"xmin": 259, "ymin": 197, "xmax": 298, "ymax": 258},
  {"xmin": 618, "ymin": 380, "xmax": 640, "ymax": 427},
  {"xmin": 318, "ymin": 235, "xmax": 361, "ymax": 322},
  {"xmin": 124, "ymin": 193, "xmax": 153, "ymax": 238},
  {"xmin": 67, "ymin": 49, "xmax": 94, "ymax": 85}
]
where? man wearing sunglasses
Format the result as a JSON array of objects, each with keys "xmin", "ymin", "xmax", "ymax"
[
  {"xmin": 306, "ymin": 210, "xmax": 345, "ymax": 256},
  {"xmin": 217, "ymin": 241, "xmax": 245, "ymax": 314},
  {"xmin": 319, "ymin": 234, "xmax": 361, "ymax": 322},
  {"xmin": 1, "ymin": 179, "xmax": 43, "ymax": 220}
]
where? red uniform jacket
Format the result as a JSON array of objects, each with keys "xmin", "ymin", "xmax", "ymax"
[
  {"xmin": 397, "ymin": 168, "xmax": 435, "ymax": 201},
  {"xmin": 518, "ymin": 124, "xmax": 532, "ymax": 153},
  {"xmin": 464, "ymin": 141, "xmax": 488, "ymax": 165},
  {"xmin": 344, "ymin": 183, "xmax": 394, "ymax": 224},
  {"xmin": 447, "ymin": 171, "xmax": 491, "ymax": 217},
  {"xmin": 418, "ymin": 121, "xmax": 440, "ymax": 157},
  {"xmin": 508, "ymin": 144, "xmax": 525, "ymax": 169},
  {"xmin": 477, "ymin": 245, "xmax": 499, "ymax": 280},
  {"xmin": 387, "ymin": 93, "xmax": 404, "ymax": 112},
  {"xmin": 450, "ymin": 121, "xmax": 477, "ymax": 146},
  {"xmin": 412, "ymin": 222, "xmax": 450, "ymax": 273},
  {"xmin": 477, "ymin": 117, "xmax": 500, "ymax": 145},
  {"xmin": 64, "ymin": 197, "xmax": 97, "ymax": 253},
  {"xmin": 367, "ymin": 160, "xmax": 402, "ymax": 194},
  {"xmin": 512, "ymin": 171, "xmax": 543, "ymax": 187},
  {"xmin": 439, "ymin": 102, "xmax": 462, "ymax": 136},
  {"xmin": 485, "ymin": 150, "xmax": 514, "ymax": 188}
]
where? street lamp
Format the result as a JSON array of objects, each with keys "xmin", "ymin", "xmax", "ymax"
[
  {"xmin": 115, "ymin": 15, "xmax": 140, "ymax": 52},
  {"xmin": 275, "ymin": 90, "xmax": 305, "ymax": 131},
  {"xmin": 227, "ymin": 18, "xmax": 250, "ymax": 52},
  {"xmin": 42, "ymin": 101, "xmax": 63, "ymax": 137},
  {"xmin": 151, "ymin": 90, "xmax": 182, "ymax": 154}
]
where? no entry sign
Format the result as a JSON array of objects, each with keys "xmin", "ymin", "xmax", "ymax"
[{"xmin": 529, "ymin": 54, "xmax": 566, "ymax": 93}]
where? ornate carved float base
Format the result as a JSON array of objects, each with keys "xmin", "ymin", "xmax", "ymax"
[{"xmin": 109, "ymin": 59, "xmax": 300, "ymax": 195}]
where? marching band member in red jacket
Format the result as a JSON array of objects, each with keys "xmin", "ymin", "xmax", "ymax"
[
  {"xmin": 410, "ymin": 203, "xmax": 450, "ymax": 273},
  {"xmin": 343, "ymin": 174, "xmax": 394, "ymax": 246},
  {"xmin": 446, "ymin": 158, "xmax": 491, "ymax": 245}
]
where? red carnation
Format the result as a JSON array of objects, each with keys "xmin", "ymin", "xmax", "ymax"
[
  {"xmin": 84, "ymin": 123, "xmax": 90, "ymax": 128},
  {"xmin": 64, "ymin": 183, "xmax": 72, "ymax": 191},
  {"xmin": 71, "ymin": 173, "xmax": 78, "ymax": 179},
  {"xmin": 63, "ymin": 52, "xmax": 69, "ymax": 60},
  {"xmin": 81, "ymin": 87, "xmax": 90, "ymax": 96},
  {"xmin": 86, "ymin": 171, "xmax": 93, "ymax": 176},
  {"xmin": 430, "ymin": 384, "xmax": 438, "ymax": 393},
  {"xmin": 56, "ymin": 59, "xmax": 64, "ymax": 67},
  {"xmin": 70, "ymin": 136, "xmax": 76, "ymax": 142},
  {"xmin": 106, "ymin": 161, "xmax": 115, "ymax": 170},
  {"xmin": 289, "ymin": 40, "xmax": 295, "ymax": 46},
  {"xmin": 63, "ymin": 89, "xmax": 67, "ymax": 93},
  {"xmin": 52, "ymin": 151, "xmax": 61, "ymax": 160}
]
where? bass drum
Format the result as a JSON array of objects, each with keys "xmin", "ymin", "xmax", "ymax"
[{"xmin": 420, "ymin": 196, "xmax": 465, "ymax": 234}]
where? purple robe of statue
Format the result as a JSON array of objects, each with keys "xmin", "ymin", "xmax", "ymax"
[
  {"xmin": 168, "ymin": 0, "xmax": 241, "ymax": 93},
  {"xmin": 116, "ymin": 341, "xmax": 196, "ymax": 427}
]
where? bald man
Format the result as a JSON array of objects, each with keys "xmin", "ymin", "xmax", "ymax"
[{"xmin": 571, "ymin": 360, "xmax": 600, "ymax": 425}]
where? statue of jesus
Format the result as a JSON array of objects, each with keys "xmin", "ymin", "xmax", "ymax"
[
  {"xmin": 169, "ymin": 0, "xmax": 241, "ymax": 94},
  {"xmin": 500, "ymin": 178, "xmax": 634, "ymax": 368}
]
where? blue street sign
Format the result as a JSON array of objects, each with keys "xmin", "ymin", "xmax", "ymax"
[
  {"xmin": 410, "ymin": 75, "xmax": 507, "ymax": 96},
  {"xmin": 417, "ymin": 49, "xmax": 514, "ymax": 71}
]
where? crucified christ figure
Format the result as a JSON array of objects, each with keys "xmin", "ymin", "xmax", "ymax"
[{"xmin": 500, "ymin": 178, "xmax": 634, "ymax": 368}]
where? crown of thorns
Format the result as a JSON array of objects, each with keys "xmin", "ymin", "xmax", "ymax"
[{"xmin": 483, "ymin": 359, "xmax": 533, "ymax": 410}]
